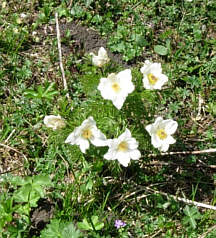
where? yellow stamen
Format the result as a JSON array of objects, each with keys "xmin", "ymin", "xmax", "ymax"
[
  {"xmin": 82, "ymin": 128, "xmax": 92, "ymax": 139},
  {"xmin": 156, "ymin": 129, "xmax": 167, "ymax": 140},
  {"xmin": 118, "ymin": 141, "xmax": 128, "ymax": 152},
  {"xmin": 112, "ymin": 82, "xmax": 121, "ymax": 93},
  {"xmin": 147, "ymin": 73, "xmax": 158, "ymax": 85}
]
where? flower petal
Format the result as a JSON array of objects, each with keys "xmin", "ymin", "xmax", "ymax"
[
  {"xmin": 117, "ymin": 152, "xmax": 131, "ymax": 167},
  {"xmin": 151, "ymin": 134, "xmax": 162, "ymax": 148},
  {"xmin": 98, "ymin": 47, "xmax": 107, "ymax": 57},
  {"xmin": 79, "ymin": 139, "xmax": 90, "ymax": 153},
  {"xmin": 145, "ymin": 124, "xmax": 153, "ymax": 135},
  {"xmin": 129, "ymin": 149, "xmax": 141, "ymax": 160},
  {"xmin": 112, "ymin": 96, "xmax": 126, "ymax": 110},
  {"xmin": 65, "ymin": 132, "xmax": 76, "ymax": 144},
  {"xmin": 164, "ymin": 135, "xmax": 176, "ymax": 145},
  {"xmin": 104, "ymin": 149, "xmax": 117, "ymax": 160},
  {"xmin": 164, "ymin": 120, "xmax": 178, "ymax": 135},
  {"xmin": 90, "ymin": 127, "xmax": 107, "ymax": 147},
  {"xmin": 159, "ymin": 143, "xmax": 170, "ymax": 152}
]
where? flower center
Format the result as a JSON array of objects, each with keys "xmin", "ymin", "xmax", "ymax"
[
  {"xmin": 147, "ymin": 73, "xmax": 158, "ymax": 85},
  {"xmin": 82, "ymin": 128, "xmax": 92, "ymax": 139},
  {"xmin": 117, "ymin": 141, "xmax": 128, "ymax": 152},
  {"xmin": 112, "ymin": 82, "xmax": 121, "ymax": 93},
  {"xmin": 156, "ymin": 129, "xmax": 167, "ymax": 140}
]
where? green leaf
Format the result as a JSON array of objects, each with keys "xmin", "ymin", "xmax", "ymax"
[
  {"xmin": 13, "ymin": 184, "xmax": 32, "ymax": 203},
  {"xmin": 77, "ymin": 218, "xmax": 92, "ymax": 231},
  {"xmin": 85, "ymin": 0, "xmax": 94, "ymax": 7},
  {"xmin": 16, "ymin": 204, "xmax": 30, "ymax": 216},
  {"xmin": 33, "ymin": 175, "xmax": 52, "ymax": 186},
  {"xmin": 91, "ymin": 216, "xmax": 104, "ymax": 231},
  {"xmin": 40, "ymin": 219, "xmax": 83, "ymax": 238},
  {"xmin": 40, "ymin": 219, "xmax": 61, "ymax": 238},
  {"xmin": 10, "ymin": 176, "xmax": 26, "ymax": 186},
  {"xmin": 154, "ymin": 45, "xmax": 168, "ymax": 55},
  {"xmin": 61, "ymin": 222, "xmax": 83, "ymax": 238},
  {"xmin": 183, "ymin": 205, "xmax": 201, "ymax": 229}
]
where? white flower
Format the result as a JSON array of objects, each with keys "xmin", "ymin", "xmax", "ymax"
[
  {"xmin": 90, "ymin": 47, "xmax": 110, "ymax": 67},
  {"xmin": 104, "ymin": 129, "xmax": 141, "ymax": 167},
  {"xmin": 145, "ymin": 117, "xmax": 178, "ymax": 152},
  {"xmin": 65, "ymin": 116, "xmax": 107, "ymax": 153},
  {"xmin": 140, "ymin": 60, "xmax": 168, "ymax": 90},
  {"xmin": 97, "ymin": 69, "xmax": 135, "ymax": 110},
  {"xmin": 2, "ymin": 2, "xmax": 6, "ymax": 8},
  {"xmin": 20, "ymin": 13, "xmax": 27, "ymax": 18},
  {"xmin": 44, "ymin": 115, "xmax": 65, "ymax": 130}
]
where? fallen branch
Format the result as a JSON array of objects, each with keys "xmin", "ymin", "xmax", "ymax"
[
  {"xmin": 0, "ymin": 143, "xmax": 27, "ymax": 174},
  {"xmin": 147, "ymin": 148, "xmax": 216, "ymax": 157},
  {"xmin": 55, "ymin": 12, "xmax": 69, "ymax": 99},
  {"xmin": 0, "ymin": 166, "xmax": 23, "ymax": 175},
  {"xmin": 145, "ymin": 187, "xmax": 216, "ymax": 211},
  {"xmin": 0, "ymin": 143, "xmax": 27, "ymax": 162},
  {"xmin": 140, "ymin": 160, "xmax": 216, "ymax": 169}
]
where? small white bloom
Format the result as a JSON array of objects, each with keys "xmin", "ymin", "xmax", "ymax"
[
  {"xmin": 90, "ymin": 47, "xmax": 110, "ymax": 67},
  {"xmin": 2, "ymin": 2, "xmax": 6, "ymax": 8},
  {"xmin": 65, "ymin": 116, "xmax": 107, "ymax": 153},
  {"xmin": 13, "ymin": 28, "xmax": 19, "ymax": 34},
  {"xmin": 140, "ymin": 60, "xmax": 168, "ymax": 90},
  {"xmin": 104, "ymin": 129, "xmax": 141, "ymax": 167},
  {"xmin": 44, "ymin": 115, "xmax": 65, "ymax": 130},
  {"xmin": 145, "ymin": 117, "xmax": 178, "ymax": 152},
  {"xmin": 97, "ymin": 69, "xmax": 135, "ymax": 110},
  {"xmin": 20, "ymin": 13, "xmax": 27, "ymax": 18}
]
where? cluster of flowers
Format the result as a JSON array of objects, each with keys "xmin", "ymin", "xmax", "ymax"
[
  {"xmin": 44, "ymin": 47, "xmax": 178, "ymax": 167},
  {"xmin": 91, "ymin": 47, "xmax": 169, "ymax": 110}
]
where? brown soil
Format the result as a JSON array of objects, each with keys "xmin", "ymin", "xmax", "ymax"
[
  {"xmin": 60, "ymin": 22, "xmax": 130, "ymax": 67},
  {"xmin": 42, "ymin": 21, "xmax": 129, "ymax": 67},
  {"xmin": 29, "ymin": 198, "xmax": 55, "ymax": 237}
]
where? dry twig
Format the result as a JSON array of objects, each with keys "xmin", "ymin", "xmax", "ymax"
[
  {"xmin": 198, "ymin": 224, "xmax": 216, "ymax": 238},
  {"xmin": 0, "ymin": 143, "xmax": 27, "ymax": 175},
  {"xmin": 140, "ymin": 160, "xmax": 216, "ymax": 169},
  {"xmin": 0, "ymin": 143, "xmax": 27, "ymax": 162},
  {"xmin": 55, "ymin": 12, "xmax": 69, "ymax": 99},
  {"xmin": 147, "ymin": 148, "xmax": 216, "ymax": 157},
  {"xmin": 144, "ymin": 186, "xmax": 216, "ymax": 211}
]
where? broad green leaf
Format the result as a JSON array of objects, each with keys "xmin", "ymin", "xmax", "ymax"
[
  {"xmin": 154, "ymin": 45, "xmax": 168, "ymax": 55},
  {"xmin": 13, "ymin": 184, "xmax": 32, "ymax": 203},
  {"xmin": 77, "ymin": 218, "xmax": 92, "ymax": 231},
  {"xmin": 91, "ymin": 216, "xmax": 104, "ymax": 231},
  {"xmin": 33, "ymin": 175, "xmax": 52, "ymax": 186},
  {"xmin": 32, "ymin": 184, "xmax": 45, "ymax": 198},
  {"xmin": 29, "ymin": 190, "xmax": 41, "ymax": 207}
]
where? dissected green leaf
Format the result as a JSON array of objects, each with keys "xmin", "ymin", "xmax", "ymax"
[
  {"xmin": 40, "ymin": 219, "xmax": 82, "ymax": 238},
  {"xmin": 154, "ymin": 45, "xmax": 168, "ymax": 55},
  {"xmin": 183, "ymin": 205, "xmax": 201, "ymax": 229}
]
